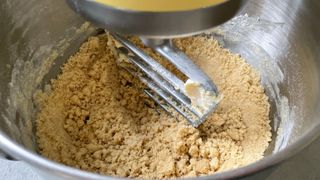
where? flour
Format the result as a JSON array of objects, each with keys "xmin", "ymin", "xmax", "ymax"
[{"xmin": 36, "ymin": 33, "xmax": 271, "ymax": 179}]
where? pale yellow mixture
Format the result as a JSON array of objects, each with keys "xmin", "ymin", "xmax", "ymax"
[
  {"xmin": 35, "ymin": 33, "xmax": 271, "ymax": 179},
  {"xmin": 95, "ymin": 0, "xmax": 225, "ymax": 12}
]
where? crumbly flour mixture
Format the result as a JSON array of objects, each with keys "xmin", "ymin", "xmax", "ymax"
[{"xmin": 36, "ymin": 33, "xmax": 271, "ymax": 179}]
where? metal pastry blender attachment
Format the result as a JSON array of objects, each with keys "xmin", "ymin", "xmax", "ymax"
[{"xmin": 66, "ymin": 0, "xmax": 246, "ymax": 127}]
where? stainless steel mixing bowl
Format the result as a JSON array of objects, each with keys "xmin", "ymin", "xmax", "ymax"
[
  {"xmin": 1, "ymin": 0, "xmax": 320, "ymax": 179},
  {"xmin": 65, "ymin": 0, "xmax": 246, "ymax": 38}
]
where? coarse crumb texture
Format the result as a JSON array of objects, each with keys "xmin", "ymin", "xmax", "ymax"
[{"xmin": 35, "ymin": 33, "xmax": 271, "ymax": 179}]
